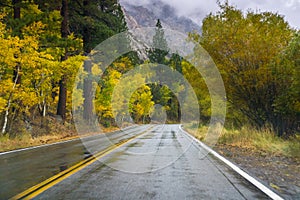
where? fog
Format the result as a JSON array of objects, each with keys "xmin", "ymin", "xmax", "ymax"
[{"xmin": 120, "ymin": 0, "xmax": 300, "ymax": 28}]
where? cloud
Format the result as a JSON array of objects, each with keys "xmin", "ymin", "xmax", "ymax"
[
  {"xmin": 121, "ymin": 0, "xmax": 300, "ymax": 28},
  {"xmin": 158, "ymin": 0, "xmax": 218, "ymax": 24},
  {"xmin": 229, "ymin": 0, "xmax": 300, "ymax": 28},
  {"xmin": 160, "ymin": 0, "xmax": 218, "ymax": 16}
]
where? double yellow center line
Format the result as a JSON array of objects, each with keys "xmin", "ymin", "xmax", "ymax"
[{"xmin": 11, "ymin": 127, "xmax": 152, "ymax": 200}]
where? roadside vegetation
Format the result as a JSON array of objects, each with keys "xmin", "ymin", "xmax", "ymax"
[
  {"xmin": 184, "ymin": 2, "xmax": 299, "ymax": 160},
  {"xmin": 0, "ymin": 117, "xmax": 120, "ymax": 152},
  {"xmin": 0, "ymin": 118, "xmax": 76, "ymax": 152},
  {"xmin": 185, "ymin": 122, "xmax": 300, "ymax": 159},
  {"xmin": 218, "ymin": 127, "xmax": 300, "ymax": 158}
]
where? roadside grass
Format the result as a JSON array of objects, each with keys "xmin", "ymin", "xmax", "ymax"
[
  {"xmin": 0, "ymin": 131, "xmax": 78, "ymax": 153},
  {"xmin": 184, "ymin": 122, "xmax": 300, "ymax": 159},
  {"xmin": 218, "ymin": 127, "xmax": 300, "ymax": 158},
  {"xmin": 183, "ymin": 122, "xmax": 208, "ymax": 141},
  {"xmin": 0, "ymin": 123, "xmax": 120, "ymax": 153}
]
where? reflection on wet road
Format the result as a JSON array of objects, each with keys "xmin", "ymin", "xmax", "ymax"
[
  {"xmin": 29, "ymin": 124, "xmax": 270, "ymax": 199},
  {"xmin": 0, "ymin": 125, "xmax": 150, "ymax": 199}
]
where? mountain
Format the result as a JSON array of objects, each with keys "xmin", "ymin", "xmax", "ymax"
[{"xmin": 120, "ymin": 0, "xmax": 202, "ymax": 33}]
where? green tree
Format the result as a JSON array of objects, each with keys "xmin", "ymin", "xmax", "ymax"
[
  {"xmin": 147, "ymin": 20, "xmax": 182, "ymax": 122},
  {"xmin": 177, "ymin": 58, "xmax": 212, "ymax": 124},
  {"xmin": 0, "ymin": 2, "xmax": 83, "ymax": 136},
  {"xmin": 197, "ymin": 2, "xmax": 294, "ymax": 135},
  {"xmin": 67, "ymin": 0, "xmax": 126, "ymax": 122},
  {"xmin": 270, "ymin": 32, "xmax": 300, "ymax": 135},
  {"xmin": 69, "ymin": 0, "xmax": 126, "ymax": 54},
  {"xmin": 148, "ymin": 19, "xmax": 168, "ymax": 64}
]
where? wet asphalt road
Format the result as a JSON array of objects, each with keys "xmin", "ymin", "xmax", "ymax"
[
  {"xmin": 30, "ymin": 124, "xmax": 270, "ymax": 200},
  {"xmin": 0, "ymin": 125, "xmax": 150, "ymax": 199}
]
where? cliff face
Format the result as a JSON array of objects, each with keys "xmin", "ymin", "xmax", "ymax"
[{"xmin": 120, "ymin": 0, "xmax": 202, "ymax": 33}]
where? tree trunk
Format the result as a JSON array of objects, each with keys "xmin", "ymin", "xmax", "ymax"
[
  {"xmin": 43, "ymin": 99, "xmax": 46, "ymax": 118},
  {"xmin": 2, "ymin": 66, "xmax": 19, "ymax": 134},
  {"xmin": 13, "ymin": 0, "xmax": 21, "ymax": 19},
  {"xmin": 2, "ymin": 99, "xmax": 11, "ymax": 134},
  {"xmin": 83, "ymin": 59, "xmax": 93, "ymax": 123},
  {"xmin": 83, "ymin": 0, "xmax": 92, "ymax": 53},
  {"xmin": 56, "ymin": 0, "xmax": 69, "ymax": 121},
  {"xmin": 142, "ymin": 115, "xmax": 145, "ymax": 124},
  {"xmin": 177, "ymin": 99, "xmax": 181, "ymax": 122},
  {"xmin": 60, "ymin": 0, "xmax": 69, "ymax": 39},
  {"xmin": 82, "ymin": 0, "xmax": 94, "ymax": 123},
  {"xmin": 57, "ymin": 76, "xmax": 67, "ymax": 120},
  {"xmin": 13, "ymin": 0, "xmax": 21, "ymax": 84}
]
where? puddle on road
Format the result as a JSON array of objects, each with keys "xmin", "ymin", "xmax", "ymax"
[
  {"xmin": 127, "ymin": 142, "xmax": 144, "ymax": 148},
  {"xmin": 59, "ymin": 165, "xmax": 68, "ymax": 172},
  {"xmin": 171, "ymin": 130, "xmax": 176, "ymax": 139}
]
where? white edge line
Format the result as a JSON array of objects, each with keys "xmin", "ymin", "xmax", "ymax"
[
  {"xmin": 0, "ymin": 138, "xmax": 80, "ymax": 156},
  {"xmin": 179, "ymin": 125, "xmax": 284, "ymax": 200},
  {"xmin": 0, "ymin": 125, "xmax": 138, "ymax": 156}
]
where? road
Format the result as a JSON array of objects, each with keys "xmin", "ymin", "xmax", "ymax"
[
  {"xmin": 1, "ymin": 124, "xmax": 274, "ymax": 199},
  {"xmin": 0, "ymin": 125, "xmax": 150, "ymax": 199}
]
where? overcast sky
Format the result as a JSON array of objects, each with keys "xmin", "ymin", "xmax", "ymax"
[{"xmin": 123, "ymin": 0, "xmax": 300, "ymax": 29}]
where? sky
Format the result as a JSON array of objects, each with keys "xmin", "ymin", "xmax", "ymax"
[{"xmin": 123, "ymin": 0, "xmax": 300, "ymax": 29}]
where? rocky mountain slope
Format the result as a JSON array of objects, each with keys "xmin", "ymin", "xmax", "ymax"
[{"xmin": 120, "ymin": 0, "xmax": 202, "ymax": 33}]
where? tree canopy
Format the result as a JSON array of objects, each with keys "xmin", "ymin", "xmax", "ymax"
[
  {"xmin": 0, "ymin": 1, "xmax": 298, "ymax": 139},
  {"xmin": 192, "ymin": 2, "xmax": 299, "ymax": 136}
]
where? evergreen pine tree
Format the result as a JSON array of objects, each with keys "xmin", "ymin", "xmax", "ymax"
[
  {"xmin": 148, "ymin": 19, "xmax": 168, "ymax": 64},
  {"xmin": 68, "ymin": 0, "xmax": 127, "ymax": 122},
  {"xmin": 69, "ymin": 0, "xmax": 127, "ymax": 53}
]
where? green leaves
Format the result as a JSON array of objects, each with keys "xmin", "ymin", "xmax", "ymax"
[
  {"xmin": 148, "ymin": 19, "xmax": 169, "ymax": 64},
  {"xmin": 69, "ymin": 0, "xmax": 126, "ymax": 53},
  {"xmin": 199, "ymin": 3, "xmax": 298, "ymax": 136}
]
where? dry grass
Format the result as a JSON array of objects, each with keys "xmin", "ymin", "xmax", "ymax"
[
  {"xmin": 0, "ymin": 131, "xmax": 77, "ymax": 152},
  {"xmin": 184, "ymin": 123, "xmax": 300, "ymax": 159},
  {"xmin": 0, "ymin": 122, "xmax": 122, "ymax": 153},
  {"xmin": 183, "ymin": 122, "xmax": 208, "ymax": 140},
  {"xmin": 218, "ymin": 127, "xmax": 300, "ymax": 158}
]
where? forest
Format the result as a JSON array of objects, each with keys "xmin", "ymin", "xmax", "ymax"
[{"xmin": 0, "ymin": 0, "xmax": 299, "ymax": 143}]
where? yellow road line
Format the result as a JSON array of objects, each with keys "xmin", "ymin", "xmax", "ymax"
[{"xmin": 11, "ymin": 127, "xmax": 152, "ymax": 200}]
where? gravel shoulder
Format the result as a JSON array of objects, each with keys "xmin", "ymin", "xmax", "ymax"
[{"xmin": 214, "ymin": 144, "xmax": 300, "ymax": 200}]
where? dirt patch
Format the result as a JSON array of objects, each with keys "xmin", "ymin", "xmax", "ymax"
[{"xmin": 214, "ymin": 144, "xmax": 300, "ymax": 199}]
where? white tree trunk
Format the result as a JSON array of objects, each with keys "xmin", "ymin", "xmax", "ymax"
[
  {"xmin": 1, "ymin": 66, "xmax": 19, "ymax": 134},
  {"xmin": 43, "ymin": 99, "xmax": 46, "ymax": 118},
  {"xmin": 1, "ymin": 99, "xmax": 11, "ymax": 134}
]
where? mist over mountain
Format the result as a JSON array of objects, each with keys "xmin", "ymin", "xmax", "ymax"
[
  {"xmin": 120, "ymin": 0, "xmax": 300, "ymax": 30},
  {"xmin": 120, "ymin": 0, "xmax": 202, "ymax": 33}
]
